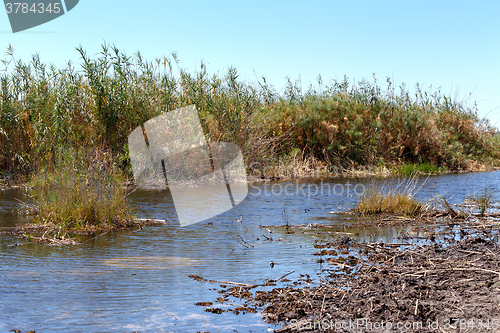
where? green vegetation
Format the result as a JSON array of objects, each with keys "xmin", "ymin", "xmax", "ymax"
[
  {"xmin": 353, "ymin": 177, "xmax": 429, "ymax": 216},
  {"xmin": 29, "ymin": 148, "xmax": 135, "ymax": 231},
  {"xmin": 467, "ymin": 189, "xmax": 493, "ymax": 217},
  {"xmin": 354, "ymin": 189, "xmax": 429, "ymax": 216},
  {"xmin": 2, "ymin": 43, "xmax": 497, "ymax": 234},
  {"xmin": 395, "ymin": 162, "xmax": 445, "ymax": 176},
  {"xmin": 1, "ymin": 43, "xmax": 499, "ymax": 182},
  {"xmin": 437, "ymin": 196, "xmax": 468, "ymax": 219}
]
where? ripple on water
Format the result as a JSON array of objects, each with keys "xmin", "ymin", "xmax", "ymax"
[{"xmin": 102, "ymin": 256, "xmax": 200, "ymax": 270}]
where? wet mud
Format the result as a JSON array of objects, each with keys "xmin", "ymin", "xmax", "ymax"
[{"xmin": 200, "ymin": 215, "xmax": 500, "ymax": 332}]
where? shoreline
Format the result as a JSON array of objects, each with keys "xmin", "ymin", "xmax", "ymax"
[
  {"xmin": 1, "ymin": 165, "xmax": 499, "ymax": 243},
  {"xmin": 198, "ymin": 211, "xmax": 500, "ymax": 332},
  {"xmin": 1, "ymin": 218, "xmax": 170, "ymax": 246},
  {"xmin": 2, "ymin": 162, "xmax": 499, "ymax": 191}
]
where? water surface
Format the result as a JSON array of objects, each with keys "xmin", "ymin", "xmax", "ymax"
[{"xmin": 1, "ymin": 171, "xmax": 499, "ymax": 332}]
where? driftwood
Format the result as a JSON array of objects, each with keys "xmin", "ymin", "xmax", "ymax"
[
  {"xmin": 236, "ymin": 234, "xmax": 254, "ymax": 248},
  {"xmin": 135, "ymin": 218, "xmax": 169, "ymax": 224},
  {"xmin": 271, "ymin": 270, "xmax": 295, "ymax": 282},
  {"xmin": 19, "ymin": 233, "xmax": 79, "ymax": 245},
  {"xmin": 190, "ymin": 270, "xmax": 296, "ymax": 288}
]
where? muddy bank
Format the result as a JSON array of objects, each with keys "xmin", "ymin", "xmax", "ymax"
[{"xmin": 202, "ymin": 219, "xmax": 500, "ymax": 332}]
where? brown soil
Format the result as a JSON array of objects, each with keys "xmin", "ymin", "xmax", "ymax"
[{"xmin": 207, "ymin": 222, "xmax": 500, "ymax": 332}]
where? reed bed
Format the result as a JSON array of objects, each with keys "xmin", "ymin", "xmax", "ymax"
[{"xmin": 1, "ymin": 43, "xmax": 499, "ymax": 181}]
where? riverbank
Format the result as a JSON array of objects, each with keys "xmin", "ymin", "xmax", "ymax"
[
  {"xmin": 197, "ymin": 203, "xmax": 500, "ymax": 332},
  {"xmin": 4, "ymin": 163, "xmax": 499, "ymax": 238},
  {"xmin": 232, "ymin": 231, "xmax": 500, "ymax": 333}
]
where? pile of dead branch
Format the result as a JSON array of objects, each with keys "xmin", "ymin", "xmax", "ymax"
[{"xmin": 210, "ymin": 232, "xmax": 500, "ymax": 332}]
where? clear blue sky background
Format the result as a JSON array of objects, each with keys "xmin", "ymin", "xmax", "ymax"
[{"xmin": 2, "ymin": 0, "xmax": 499, "ymax": 127}]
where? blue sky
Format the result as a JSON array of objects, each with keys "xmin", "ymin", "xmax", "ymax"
[{"xmin": 2, "ymin": 0, "xmax": 500, "ymax": 127}]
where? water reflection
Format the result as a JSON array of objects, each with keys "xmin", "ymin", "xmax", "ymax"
[{"xmin": 102, "ymin": 256, "xmax": 200, "ymax": 269}]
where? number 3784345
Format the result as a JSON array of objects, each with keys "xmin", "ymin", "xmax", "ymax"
[{"xmin": 5, "ymin": 2, "xmax": 61, "ymax": 14}]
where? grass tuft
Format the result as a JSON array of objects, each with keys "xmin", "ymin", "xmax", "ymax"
[
  {"xmin": 29, "ymin": 148, "xmax": 135, "ymax": 231},
  {"xmin": 467, "ymin": 190, "xmax": 493, "ymax": 217},
  {"xmin": 396, "ymin": 163, "xmax": 446, "ymax": 176},
  {"xmin": 437, "ymin": 196, "xmax": 468, "ymax": 219},
  {"xmin": 353, "ymin": 176, "xmax": 429, "ymax": 216}
]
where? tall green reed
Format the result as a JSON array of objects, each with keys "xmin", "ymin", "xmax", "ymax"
[{"xmin": 1, "ymin": 43, "xmax": 498, "ymax": 180}]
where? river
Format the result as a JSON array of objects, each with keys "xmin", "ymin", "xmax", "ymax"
[{"xmin": 1, "ymin": 171, "xmax": 499, "ymax": 332}]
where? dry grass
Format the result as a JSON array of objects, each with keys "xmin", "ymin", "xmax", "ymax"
[
  {"xmin": 29, "ymin": 148, "xmax": 135, "ymax": 231},
  {"xmin": 353, "ymin": 176, "xmax": 430, "ymax": 216},
  {"xmin": 468, "ymin": 189, "xmax": 494, "ymax": 217}
]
